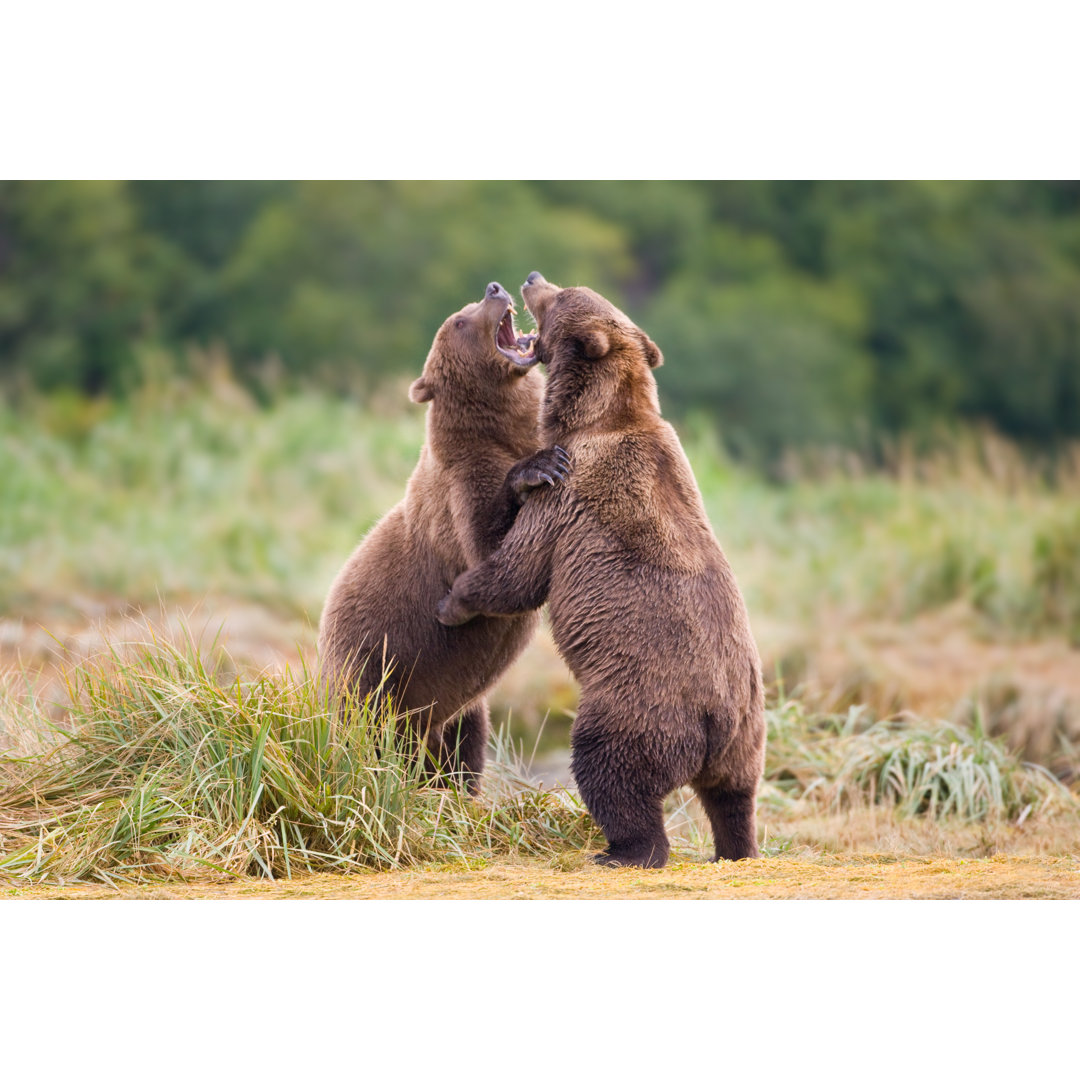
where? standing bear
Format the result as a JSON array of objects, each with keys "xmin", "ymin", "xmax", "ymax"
[
  {"xmin": 437, "ymin": 273, "xmax": 765, "ymax": 865},
  {"xmin": 319, "ymin": 281, "xmax": 568, "ymax": 793}
]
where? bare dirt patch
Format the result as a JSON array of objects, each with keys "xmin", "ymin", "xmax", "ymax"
[{"xmin": 797, "ymin": 605, "xmax": 1080, "ymax": 716}]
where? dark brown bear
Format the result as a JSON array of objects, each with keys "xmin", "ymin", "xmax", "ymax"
[
  {"xmin": 319, "ymin": 282, "xmax": 568, "ymax": 793},
  {"xmin": 437, "ymin": 273, "xmax": 765, "ymax": 866}
]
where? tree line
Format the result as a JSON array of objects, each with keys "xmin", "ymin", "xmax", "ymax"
[{"xmin": 1, "ymin": 180, "xmax": 1078, "ymax": 463}]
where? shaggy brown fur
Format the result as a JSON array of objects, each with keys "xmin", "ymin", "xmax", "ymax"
[
  {"xmin": 438, "ymin": 273, "xmax": 765, "ymax": 865},
  {"xmin": 319, "ymin": 283, "xmax": 568, "ymax": 793}
]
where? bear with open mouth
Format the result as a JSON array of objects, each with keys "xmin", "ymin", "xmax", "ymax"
[
  {"xmin": 438, "ymin": 273, "xmax": 765, "ymax": 866},
  {"xmin": 319, "ymin": 282, "xmax": 568, "ymax": 793}
]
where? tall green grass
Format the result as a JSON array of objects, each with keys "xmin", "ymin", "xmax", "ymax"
[
  {"xmin": 3, "ymin": 381, "xmax": 1079, "ymax": 641},
  {"xmin": 691, "ymin": 429, "xmax": 1080, "ymax": 641},
  {"xmin": 0, "ymin": 636, "xmax": 598, "ymax": 884},
  {"xmin": 0, "ymin": 379, "xmax": 425, "ymax": 618}
]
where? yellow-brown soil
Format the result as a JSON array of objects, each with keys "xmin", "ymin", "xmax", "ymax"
[{"xmin": 6, "ymin": 853, "xmax": 1080, "ymax": 900}]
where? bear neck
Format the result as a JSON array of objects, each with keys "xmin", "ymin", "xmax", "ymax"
[
  {"xmin": 541, "ymin": 364, "xmax": 661, "ymax": 443},
  {"xmin": 428, "ymin": 390, "xmax": 541, "ymax": 465}
]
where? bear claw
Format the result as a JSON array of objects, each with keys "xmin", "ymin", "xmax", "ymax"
[{"xmin": 509, "ymin": 445, "xmax": 573, "ymax": 502}]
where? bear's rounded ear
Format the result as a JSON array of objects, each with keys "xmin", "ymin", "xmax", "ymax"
[
  {"xmin": 581, "ymin": 328, "xmax": 611, "ymax": 360},
  {"xmin": 641, "ymin": 332, "xmax": 663, "ymax": 368},
  {"xmin": 409, "ymin": 377, "xmax": 434, "ymax": 403}
]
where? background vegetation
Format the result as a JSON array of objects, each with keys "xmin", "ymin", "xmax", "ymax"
[
  {"xmin": 3, "ymin": 181, "xmax": 1080, "ymax": 887},
  {"xmin": 3, "ymin": 181, "xmax": 1080, "ymax": 465},
  {"xmin": 3, "ymin": 384, "xmax": 1079, "ymax": 784}
]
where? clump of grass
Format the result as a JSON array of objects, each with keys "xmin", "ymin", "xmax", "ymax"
[
  {"xmin": 0, "ymin": 636, "xmax": 598, "ymax": 885},
  {"xmin": 763, "ymin": 700, "xmax": 1074, "ymax": 822},
  {"xmin": 828, "ymin": 716, "xmax": 1064, "ymax": 820},
  {"xmin": 1031, "ymin": 511, "xmax": 1080, "ymax": 644}
]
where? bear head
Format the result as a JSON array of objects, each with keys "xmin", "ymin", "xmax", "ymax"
[
  {"xmin": 517, "ymin": 271, "xmax": 663, "ymax": 438},
  {"xmin": 409, "ymin": 282, "xmax": 543, "ymax": 439}
]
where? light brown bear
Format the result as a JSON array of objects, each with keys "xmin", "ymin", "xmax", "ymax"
[
  {"xmin": 319, "ymin": 281, "xmax": 568, "ymax": 793},
  {"xmin": 437, "ymin": 273, "xmax": 765, "ymax": 865}
]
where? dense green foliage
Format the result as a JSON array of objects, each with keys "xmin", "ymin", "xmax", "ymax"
[{"xmin": 2, "ymin": 181, "xmax": 1079, "ymax": 462}]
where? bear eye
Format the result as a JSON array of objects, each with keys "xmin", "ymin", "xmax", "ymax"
[{"xmin": 455, "ymin": 319, "xmax": 465, "ymax": 329}]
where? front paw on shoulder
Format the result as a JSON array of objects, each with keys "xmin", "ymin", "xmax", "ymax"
[
  {"xmin": 509, "ymin": 445, "xmax": 571, "ymax": 503},
  {"xmin": 436, "ymin": 591, "xmax": 473, "ymax": 627}
]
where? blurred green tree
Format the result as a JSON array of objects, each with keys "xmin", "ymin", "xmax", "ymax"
[
  {"xmin": 2, "ymin": 180, "xmax": 1078, "ymax": 463},
  {"xmin": 0, "ymin": 181, "xmax": 184, "ymax": 393},
  {"xmin": 218, "ymin": 180, "xmax": 634, "ymax": 382}
]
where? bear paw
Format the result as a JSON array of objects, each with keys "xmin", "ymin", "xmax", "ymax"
[
  {"xmin": 593, "ymin": 843, "xmax": 669, "ymax": 870},
  {"xmin": 436, "ymin": 590, "xmax": 474, "ymax": 627},
  {"xmin": 508, "ymin": 445, "xmax": 571, "ymax": 504}
]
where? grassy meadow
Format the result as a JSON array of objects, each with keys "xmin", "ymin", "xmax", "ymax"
[{"xmin": 2, "ymin": 374, "xmax": 1080, "ymax": 895}]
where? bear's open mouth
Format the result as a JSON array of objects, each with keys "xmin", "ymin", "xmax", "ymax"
[{"xmin": 496, "ymin": 305, "xmax": 539, "ymax": 367}]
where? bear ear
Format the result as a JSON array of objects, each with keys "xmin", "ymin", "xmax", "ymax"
[
  {"xmin": 409, "ymin": 377, "xmax": 434, "ymax": 403},
  {"xmin": 641, "ymin": 332, "xmax": 663, "ymax": 368},
  {"xmin": 581, "ymin": 328, "xmax": 611, "ymax": 360}
]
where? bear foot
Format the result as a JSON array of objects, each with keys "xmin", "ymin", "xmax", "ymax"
[
  {"xmin": 710, "ymin": 846, "xmax": 759, "ymax": 862},
  {"xmin": 593, "ymin": 843, "xmax": 669, "ymax": 870}
]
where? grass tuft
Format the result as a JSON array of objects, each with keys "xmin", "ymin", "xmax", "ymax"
[
  {"xmin": 763, "ymin": 701, "xmax": 1074, "ymax": 822},
  {"xmin": 0, "ymin": 635, "xmax": 598, "ymax": 885}
]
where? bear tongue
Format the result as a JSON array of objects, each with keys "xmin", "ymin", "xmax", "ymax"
[{"xmin": 496, "ymin": 311, "xmax": 517, "ymax": 350}]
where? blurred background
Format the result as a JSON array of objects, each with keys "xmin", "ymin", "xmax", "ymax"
[{"xmin": 2, "ymin": 180, "xmax": 1079, "ymax": 774}]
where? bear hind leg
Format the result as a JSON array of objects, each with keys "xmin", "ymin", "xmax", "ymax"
[
  {"xmin": 433, "ymin": 700, "xmax": 490, "ymax": 796},
  {"xmin": 572, "ymin": 717, "xmax": 674, "ymax": 870},
  {"xmin": 692, "ymin": 783, "xmax": 759, "ymax": 861},
  {"xmin": 593, "ymin": 829, "xmax": 669, "ymax": 870}
]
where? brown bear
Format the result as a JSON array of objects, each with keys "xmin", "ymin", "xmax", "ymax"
[
  {"xmin": 319, "ymin": 281, "xmax": 569, "ymax": 793},
  {"xmin": 437, "ymin": 272, "xmax": 765, "ymax": 866}
]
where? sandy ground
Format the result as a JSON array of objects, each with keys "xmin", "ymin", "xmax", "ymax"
[{"xmin": 6, "ymin": 853, "xmax": 1080, "ymax": 900}]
